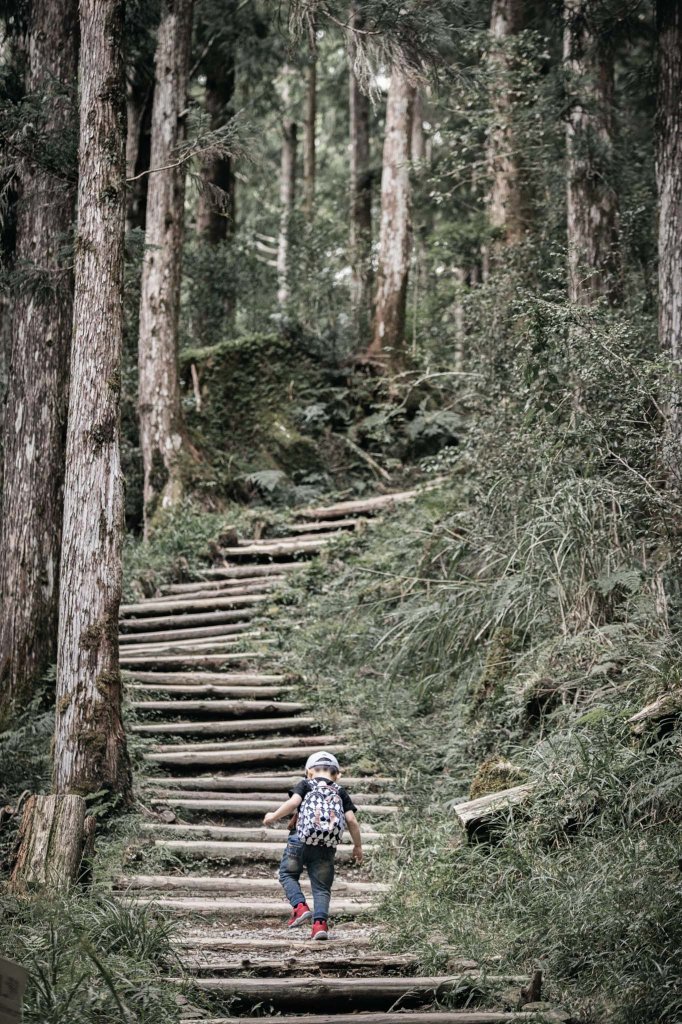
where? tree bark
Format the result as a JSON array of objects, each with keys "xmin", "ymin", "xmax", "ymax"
[
  {"xmin": 126, "ymin": 79, "xmax": 153, "ymax": 232},
  {"xmin": 563, "ymin": 0, "xmax": 620, "ymax": 305},
  {"xmin": 277, "ymin": 66, "xmax": 297, "ymax": 307},
  {"xmin": 195, "ymin": 48, "xmax": 236, "ymax": 243},
  {"xmin": 303, "ymin": 17, "xmax": 317, "ymax": 221},
  {"xmin": 368, "ymin": 69, "xmax": 413, "ymax": 361},
  {"xmin": 487, "ymin": 0, "xmax": 526, "ymax": 246},
  {"xmin": 0, "ymin": 0, "xmax": 78, "ymax": 724},
  {"xmin": 656, "ymin": 0, "xmax": 682, "ymax": 445},
  {"xmin": 138, "ymin": 0, "xmax": 193, "ymax": 531},
  {"xmin": 10, "ymin": 794, "xmax": 89, "ymax": 890},
  {"xmin": 54, "ymin": 0, "xmax": 131, "ymax": 800},
  {"xmin": 348, "ymin": 2, "xmax": 372, "ymax": 340}
]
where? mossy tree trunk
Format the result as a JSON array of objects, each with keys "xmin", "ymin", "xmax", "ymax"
[
  {"xmin": 656, "ymin": 0, "xmax": 682, "ymax": 453},
  {"xmin": 138, "ymin": 0, "xmax": 193, "ymax": 532},
  {"xmin": 54, "ymin": 0, "xmax": 131, "ymax": 800},
  {"xmin": 348, "ymin": 2, "xmax": 372, "ymax": 342},
  {"xmin": 563, "ymin": 0, "xmax": 621, "ymax": 305},
  {"xmin": 368, "ymin": 68, "xmax": 413, "ymax": 362},
  {"xmin": 0, "ymin": 0, "xmax": 78, "ymax": 724}
]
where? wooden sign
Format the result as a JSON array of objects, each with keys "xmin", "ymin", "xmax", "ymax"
[{"xmin": 0, "ymin": 957, "xmax": 28, "ymax": 1024}]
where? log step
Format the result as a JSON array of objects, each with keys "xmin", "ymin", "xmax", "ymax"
[
  {"xmin": 146, "ymin": 790, "xmax": 395, "ymax": 805},
  {"xmin": 149, "ymin": 580, "xmax": 280, "ymax": 603},
  {"xmin": 288, "ymin": 518, "xmax": 364, "ymax": 533},
  {"xmin": 118, "ymin": 632, "xmax": 270, "ymax": 652},
  {"xmin": 125, "ymin": 672, "xmax": 287, "ymax": 685},
  {"xmin": 141, "ymin": 774, "xmax": 393, "ymax": 792},
  {"xmin": 178, "ymin": 952, "xmax": 416, "ymax": 976},
  {"xmin": 128, "ymin": 685, "xmax": 289, "ymax": 698},
  {"xmin": 119, "ymin": 609, "xmax": 258, "ymax": 632},
  {"xmin": 114, "ymin": 874, "xmax": 388, "ymax": 895},
  {"xmin": 174, "ymin": 934, "xmax": 376, "ymax": 950},
  {"xmin": 130, "ymin": 699, "xmax": 303, "ymax": 715},
  {"xmin": 123, "ymin": 896, "xmax": 374, "ymax": 916},
  {"xmin": 131, "ymin": 716, "xmax": 315, "ymax": 737},
  {"xmin": 151, "ymin": 840, "xmax": 377, "ymax": 862},
  {"xmin": 120, "ymin": 593, "xmax": 269, "ymax": 616},
  {"xmin": 145, "ymin": 743, "xmax": 346, "ymax": 767},
  {"xmin": 181, "ymin": 1014, "xmax": 567, "ymax": 1024},
  {"xmin": 147, "ymin": 798, "xmax": 397, "ymax": 815},
  {"xmin": 148, "ymin": 734, "xmax": 340, "ymax": 754},
  {"xmin": 297, "ymin": 487, "xmax": 427, "ymax": 520},
  {"xmin": 141, "ymin": 823, "xmax": 382, "ymax": 843},
  {"xmin": 120, "ymin": 653, "xmax": 270, "ymax": 668},
  {"xmin": 184, "ymin": 976, "xmax": 536, "ymax": 1009},
  {"xmin": 200, "ymin": 562, "xmax": 304, "ymax": 579},
  {"xmin": 119, "ymin": 622, "xmax": 256, "ymax": 644},
  {"xmin": 219, "ymin": 540, "xmax": 335, "ymax": 558},
  {"xmin": 163, "ymin": 574, "xmax": 287, "ymax": 594}
]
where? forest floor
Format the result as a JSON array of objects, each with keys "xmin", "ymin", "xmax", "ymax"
[{"xmin": 111, "ymin": 487, "xmax": 569, "ymax": 1024}]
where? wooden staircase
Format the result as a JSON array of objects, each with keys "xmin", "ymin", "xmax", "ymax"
[{"xmin": 115, "ymin": 489, "xmax": 567, "ymax": 1024}]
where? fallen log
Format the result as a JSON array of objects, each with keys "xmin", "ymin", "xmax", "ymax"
[
  {"xmin": 453, "ymin": 784, "xmax": 534, "ymax": 835},
  {"xmin": 10, "ymin": 794, "xmax": 90, "ymax": 891},
  {"xmin": 131, "ymin": 699, "xmax": 303, "ymax": 715},
  {"xmin": 131, "ymin": 716, "xmax": 314, "ymax": 737},
  {"xmin": 297, "ymin": 487, "xmax": 427, "ymax": 520},
  {"xmin": 120, "ymin": 593, "xmax": 268, "ymax": 616},
  {"xmin": 119, "ymin": 608, "xmax": 258, "ymax": 632},
  {"xmin": 628, "ymin": 690, "xmax": 682, "ymax": 734}
]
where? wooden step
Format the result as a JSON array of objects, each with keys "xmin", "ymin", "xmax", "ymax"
[
  {"xmin": 120, "ymin": 653, "xmax": 269, "ymax": 668},
  {"xmin": 142, "ymin": 773, "xmax": 393, "ymax": 792},
  {"xmin": 149, "ymin": 580, "xmax": 280, "ymax": 603},
  {"xmin": 151, "ymin": 840, "xmax": 376, "ymax": 862},
  {"xmin": 184, "ymin": 976, "xmax": 537, "ymax": 1009},
  {"xmin": 224, "ymin": 532, "xmax": 346, "ymax": 547},
  {"xmin": 121, "ymin": 594, "xmax": 269, "ymax": 617},
  {"xmin": 145, "ymin": 741, "xmax": 342, "ymax": 765},
  {"xmin": 148, "ymin": 797, "xmax": 397, "ymax": 815},
  {"xmin": 119, "ymin": 608, "xmax": 258, "ymax": 632},
  {"xmin": 119, "ymin": 631, "xmax": 268, "ymax": 652},
  {"xmin": 297, "ymin": 488, "xmax": 426, "ymax": 520},
  {"xmin": 114, "ymin": 874, "xmax": 388, "ymax": 895},
  {"xmin": 123, "ymin": 896, "xmax": 373, "ymax": 916},
  {"xmin": 128, "ymin": 684, "xmax": 289, "ymax": 698},
  {"xmin": 148, "ymin": 734, "xmax": 340, "ymax": 754},
  {"xmin": 288, "ymin": 518, "xmax": 363, "ymax": 533},
  {"xmin": 131, "ymin": 699, "xmax": 303, "ymax": 715},
  {"xmin": 131, "ymin": 716, "xmax": 314, "ymax": 737},
  {"xmin": 145, "ymin": 789, "xmax": 395, "ymax": 805},
  {"xmin": 164, "ymin": 574, "xmax": 286, "ymax": 594},
  {"xmin": 178, "ymin": 951, "xmax": 417, "ymax": 976},
  {"xmin": 219, "ymin": 540, "xmax": 333, "ymax": 558},
  {"xmin": 202, "ymin": 562, "xmax": 304, "ymax": 579},
  {"xmin": 124, "ymin": 672, "xmax": 287, "ymax": 685},
  {"xmin": 141, "ymin": 823, "xmax": 382, "ymax": 842},
  {"xmin": 175, "ymin": 934, "xmax": 375, "ymax": 950},
  {"xmin": 181, "ymin": 1013, "xmax": 568, "ymax": 1024},
  {"xmin": 119, "ymin": 622, "xmax": 256, "ymax": 644}
]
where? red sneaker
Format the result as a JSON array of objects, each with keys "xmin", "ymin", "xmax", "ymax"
[
  {"xmin": 287, "ymin": 903, "xmax": 312, "ymax": 929},
  {"xmin": 311, "ymin": 920, "xmax": 329, "ymax": 941}
]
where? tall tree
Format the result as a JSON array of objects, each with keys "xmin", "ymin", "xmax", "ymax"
[
  {"xmin": 656, "ymin": 0, "xmax": 682, "ymax": 447},
  {"xmin": 368, "ymin": 68, "xmax": 413, "ymax": 361},
  {"xmin": 0, "ymin": 0, "xmax": 78, "ymax": 723},
  {"xmin": 486, "ymin": 0, "xmax": 526, "ymax": 246},
  {"xmin": 303, "ymin": 15, "xmax": 317, "ymax": 220},
  {"xmin": 195, "ymin": 39, "xmax": 236, "ymax": 244},
  {"xmin": 563, "ymin": 0, "xmax": 620, "ymax": 305},
  {"xmin": 348, "ymin": 2, "xmax": 372, "ymax": 340},
  {"xmin": 277, "ymin": 65, "xmax": 297, "ymax": 307},
  {"xmin": 54, "ymin": 0, "xmax": 131, "ymax": 799},
  {"xmin": 137, "ymin": 0, "xmax": 194, "ymax": 530}
]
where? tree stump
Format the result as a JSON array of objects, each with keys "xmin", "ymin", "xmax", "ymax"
[{"xmin": 10, "ymin": 794, "xmax": 90, "ymax": 891}]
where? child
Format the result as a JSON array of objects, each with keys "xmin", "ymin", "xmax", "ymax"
[{"xmin": 263, "ymin": 750, "xmax": 363, "ymax": 940}]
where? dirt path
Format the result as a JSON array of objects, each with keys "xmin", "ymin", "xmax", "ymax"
[{"xmin": 114, "ymin": 492, "xmax": 567, "ymax": 1024}]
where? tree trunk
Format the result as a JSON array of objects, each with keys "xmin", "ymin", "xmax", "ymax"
[
  {"xmin": 277, "ymin": 66, "xmax": 297, "ymax": 308},
  {"xmin": 54, "ymin": 0, "xmax": 131, "ymax": 800},
  {"xmin": 10, "ymin": 794, "xmax": 89, "ymax": 890},
  {"xmin": 195, "ymin": 51, "xmax": 236, "ymax": 243},
  {"xmin": 0, "ymin": 0, "xmax": 78, "ymax": 724},
  {"xmin": 656, "ymin": 0, "xmax": 682, "ymax": 446},
  {"xmin": 486, "ymin": 0, "xmax": 526, "ymax": 246},
  {"xmin": 348, "ymin": 1, "xmax": 372, "ymax": 340},
  {"xmin": 564, "ymin": 0, "xmax": 620, "ymax": 305},
  {"xmin": 138, "ymin": 0, "xmax": 193, "ymax": 530},
  {"xmin": 368, "ymin": 69, "xmax": 413, "ymax": 361},
  {"xmin": 303, "ymin": 18, "xmax": 317, "ymax": 221},
  {"xmin": 126, "ymin": 79, "xmax": 153, "ymax": 232}
]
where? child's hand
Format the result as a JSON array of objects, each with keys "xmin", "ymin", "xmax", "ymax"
[
  {"xmin": 352, "ymin": 844, "xmax": 363, "ymax": 865},
  {"xmin": 263, "ymin": 812, "xmax": 277, "ymax": 826}
]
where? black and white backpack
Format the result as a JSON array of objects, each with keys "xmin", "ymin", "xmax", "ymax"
[{"xmin": 296, "ymin": 779, "xmax": 346, "ymax": 847}]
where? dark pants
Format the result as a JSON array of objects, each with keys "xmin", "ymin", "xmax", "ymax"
[{"xmin": 278, "ymin": 834, "xmax": 336, "ymax": 921}]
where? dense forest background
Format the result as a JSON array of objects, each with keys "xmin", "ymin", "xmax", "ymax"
[{"xmin": 1, "ymin": 0, "xmax": 681, "ymax": 1021}]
